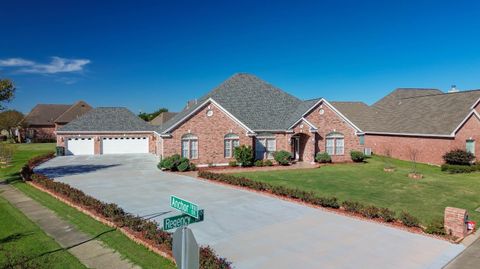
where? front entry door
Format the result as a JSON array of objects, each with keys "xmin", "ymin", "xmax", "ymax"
[{"xmin": 292, "ymin": 137, "xmax": 300, "ymax": 160}]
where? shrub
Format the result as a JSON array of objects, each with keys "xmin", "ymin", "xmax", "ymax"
[
  {"xmin": 350, "ymin": 151, "xmax": 365, "ymax": 162},
  {"xmin": 443, "ymin": 149, "xmax": 475, "ymax": 165},
  {"xmin": 200, "ymin": 246, "xmax": 232, "ymax": 269},
  {"xmin": 341, "ymin": 201, "xmax": 364, "ymax": 213},
  {"xmin": 379, "ymin": 208, "xmax": 396, "ymax": 222},
  {"xmin": 228, "ymin": 160, "xmax": 238, "ymax": 167},
  {"xmin": 189, "ymin": 163, "xmax": 197, "ymax": 171},
  {"xmin": 177, "ymin": 160, "xmax": 190, "ymax": 172},
  {"xmin": 234, "ymin": 145, "xmax": 254, "ymax": 167},
  {"xmin": 318, "ymin": 197, "xmax": 340, "ymax": 209},
  {"xmin": 441, "ymin": 163, "xmax": 480, "ymax": 174},
  {"xmin": 315, "ymin": 152, "xmax": 331, "ymax": 163},
  {"xmin": 273, "ymin": 150, "xmax": 292, "ymax": 166},
  {"xmin": 361, "ymin": 205, "xmax": 380, "ymax": 218},
  {"xmin": 425, "ymin": 218, "xmax": 446, "ymax": 235},
  {"xmin": 399, "ymin": 211, "xmax": 420, "ymax": 227},
  {"xmin": 263, "ymin": 160, "xmax": 273, "ymax": 166},
  {"xmin": 254, "ymin": 160, "xmax": 264, "ymax": 167}
]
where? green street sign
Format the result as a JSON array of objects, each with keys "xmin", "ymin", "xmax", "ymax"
[
  {"xmin": 170, "ymin": 195, "xmax": 199, "ymax": 219},
  {"xmin": 164, "ymin": 210, "xmax": 204, "ymax": 231}
]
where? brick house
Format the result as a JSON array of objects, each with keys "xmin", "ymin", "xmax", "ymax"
[
  {"xmin": 56, "ymin": 74, "xmax": 480, "ymax": 166},
  {"xmin": 22, "ymin": 101, "xmax": 91, "ymax": 142}
]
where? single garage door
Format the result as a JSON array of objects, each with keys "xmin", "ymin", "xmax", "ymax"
[
  {"xmin": 66, "ymin": 137, "xmax": 94, "ymax": 155},
  {"xmin": 101, "ymin": 137, "xmax": 149, "ymax": 154}
]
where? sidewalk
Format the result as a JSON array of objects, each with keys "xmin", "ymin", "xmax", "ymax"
[
  {"xmin": 445, "ymin": 237, "xmax": 480, "ymax": 269},
  {"xmin": 0, "ymin": 182, "xmax": 139, "ymax": 269}
]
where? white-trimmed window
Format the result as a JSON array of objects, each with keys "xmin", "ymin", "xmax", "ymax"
[
  {"xmin": 224, "ymin": 133, "xmax": 240, "ymax": 158},
  {"xmin": 466, "ymin": 140, "xmax": 475, "ymax": 155},
  {"xmin": 181, "ymin": 134, "xmax": 198, "ymax": 159},
  {"xmin": 255, "ymin": 137, "xmax": 276, "ymax": 159},
  {"xmin": 326, "ymin": 132, "xmax": 344, "ymax": 155}
]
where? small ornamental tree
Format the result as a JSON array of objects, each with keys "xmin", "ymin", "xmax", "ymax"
[
  {"xmin": 443, "ymin": 149, "xmax": 475, "ymax": 165},
  {"xmin": 408, "ymin": 147, "xmax": 420, "ymax": 174},
  {"xmin": 382, "ymin": 147, "xmax": 395, "ymax": 169},
  {"xmin": 234, "ymin": 145, "xmax": 254, "ymax": 167}
]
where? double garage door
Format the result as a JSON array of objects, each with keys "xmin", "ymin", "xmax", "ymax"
[{"xmin": 66, "ymin": 137, "xmax": 149, "ymax": 155}]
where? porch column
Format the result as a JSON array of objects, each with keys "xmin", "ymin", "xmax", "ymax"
[{"xmin": 310, "ymin": 131, "xmax": 317, "ymax": 164}]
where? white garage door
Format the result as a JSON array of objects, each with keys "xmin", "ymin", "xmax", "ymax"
[
  {"xmin": 66, "ymin": 137, "xmax": 94, "ymax": 155},
  {"xmin": 101, "ymin": 137, "xmax": 149, "ymax": 154}
]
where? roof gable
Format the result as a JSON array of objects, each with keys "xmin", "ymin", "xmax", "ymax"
[
  {"xmin": 23, "ymin": 104, "xmax": 71, "ymax": 126},
  {"xmin": 55, "ymin": 101, "xmax": 92, "ymax": 123}
]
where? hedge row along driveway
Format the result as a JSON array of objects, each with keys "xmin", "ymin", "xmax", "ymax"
[
  {"xmin": 36, "ymin": 153, "xmax": 464, "ymax": 269},
  {"xmin": 234, "ymin": 156, "xmax": 480, "ymax": 225}
]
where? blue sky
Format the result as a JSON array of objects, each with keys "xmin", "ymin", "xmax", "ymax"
[{"xmin": 1, "ymin": 0, "xmax": 480, "ymax": 114}]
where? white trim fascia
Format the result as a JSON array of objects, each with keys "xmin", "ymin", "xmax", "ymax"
[
  {"xmin": 161, "ymin": 98, "xmax": 254, "ymax": 134},
  {"xmin": 365, "ymin": 131, "xmax": 454, "ymax": 138},
  {"xmin": 451, "ymin": 109, "xmax": 480, "ymax": 135},
  {"xmin": 470, "ymin": 97, "xmax": 480, "ymax": 109},
  {"xmin": 289, "ymin": 98, "xmax": 363, "ymax": 133}
]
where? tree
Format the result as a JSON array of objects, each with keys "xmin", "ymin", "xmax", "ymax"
[
  {"xmin": 408, "ymin": 147, "xmax": 420, "ymax": 174},
  {"xmin": 0, "ymin": 110, "xmax": 24, "ymax": 138},
  {"xmin": 0, "ymin": 79, "xmax": 15, "ymax": 110},
  {"xmin": 138, "ymin": 107, "xmax": 168, "ymax": 121}
]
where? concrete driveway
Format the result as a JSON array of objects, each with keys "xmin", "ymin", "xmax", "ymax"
[{"xmin": 35, "ymin": 154, "xmax": 464, "ymax": 269}]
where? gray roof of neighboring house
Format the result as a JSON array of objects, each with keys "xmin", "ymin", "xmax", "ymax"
[
  {"xmin": 150, "ymin": 112, "xmax": 178, "ymax": 126},
  {"xmin": 23, "ymin": 104, "xmax": 72, "ymax": 126},
  {"xmin": 158, "ymin": 73, "xmax": 306, "ymax": 133},
  {"xmin": 333, "ymin": 88, "xmax": 480, "ymax": 135},
  {"xmin": 58, "ymin": 107, "xmax": 153, "ymax": 132}
]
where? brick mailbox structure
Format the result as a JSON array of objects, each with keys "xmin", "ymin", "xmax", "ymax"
[{"xmin": 444, "ymin": 207, "xmax": 469, "ymax": 239}]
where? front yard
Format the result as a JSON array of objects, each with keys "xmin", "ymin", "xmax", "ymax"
[{"xmin": 234, "ymin": 156, "xmax": 480, "ymax": 225}]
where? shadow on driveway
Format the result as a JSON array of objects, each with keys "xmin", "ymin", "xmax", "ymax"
[{"xmin": 35, "ymin": 164, "xmax": 120, "ymax": 178}]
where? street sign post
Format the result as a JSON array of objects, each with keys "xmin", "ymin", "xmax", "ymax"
[
  {"xmin": 163, "ymin": 210, "xmax": 204, "ymax": 231},
  {"xmin": 170, "ymin": 195, "xmax": 200, "ymax": 219},
  {"xmin": 173, "ymin": 227, "xmax": 199, "ymax": 269}
]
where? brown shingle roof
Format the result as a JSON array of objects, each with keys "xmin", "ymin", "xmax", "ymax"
[
  {"xmin": 150, "ymin": 112, "xmax": 178, "ymax": 126},
  {"xmin": 332, "ymin": 89, "xmax": 480, "ymax": 136},
  {"xmin": 55, "ymin": 101, "xmax": 92, "ymax": 123},
  {"xmin": 22, "ymin": 104, "xmax": 72, "ymax": 126}
]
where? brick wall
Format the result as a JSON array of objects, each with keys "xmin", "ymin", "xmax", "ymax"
[
  {"xmin": 444, "ymin": 207, "xmax": 468, "ymax": 239},
  {"xmin": 162, "ymin": 102, "xmax": 252, "ymax": 165},
  {"xmin": 27, "ymin": 126, "xmax": 56, "ymax": 140},
  {"xmin": 365, "ymin": 114, "xmax": 480, "ymax": 165}
]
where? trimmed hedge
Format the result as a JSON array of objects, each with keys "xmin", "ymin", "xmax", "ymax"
[
  {"xmin": 441, "ymin": 163, "xmax": 480, "ymax": 174},
  {"xmin": 198, "ymin": 171, "xmax": 431, "ymax": 232},
  {"xmin": 22, "ymin": 155, "xmax": 230, "ymax": 269},
  {"xmin": 443, "ymin": 149, "xmax": 475, "ymax": 165},
  {"xmin": 315, "ymin": 152, "xmax": 331, "ymax": 163},
  {"xmin": 158, "ymin": 154, "xmax": 195, "ymax": 172},
  {"xmin": 273, "ymin": 150, "xmax": 292, "ymax": 166},
  {"xmin": 350, "ymin": 151, "xmax": 365, "ymax": 163}
]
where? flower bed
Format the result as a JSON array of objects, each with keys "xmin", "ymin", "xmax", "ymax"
[
  {"xmin": 21, "ymin": 153, "xmax": 231, "ymax": 269},
  {"xmin": 198, "ymin": 171, "xmax": 451, "ymax": 240}
]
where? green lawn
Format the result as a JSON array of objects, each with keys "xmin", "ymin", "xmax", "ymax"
[
  {"xmin": 1, "ymin": 143, "xmax": 175, "ymax": 269},
  {"xmin": 234, "ymin": 156, "xmax": 480, "ymax": 225}
]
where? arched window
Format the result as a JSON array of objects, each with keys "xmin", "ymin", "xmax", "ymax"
[
  {"xmin": 224, "ymin": 133, "xmax": 240, "ymax": 158},
  {"xmin": 326, "ymin": 132, "xmax": 344, "ymax": 155},
  {"xmin": 181, "ymin": 134, "xmax": 198, "ymax": 159}
]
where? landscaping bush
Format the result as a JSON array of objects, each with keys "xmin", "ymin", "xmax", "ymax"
[
  {"xmin": 22, "ymin": 157, "xmax": 230, "ymax": 269},
  {"xmin": 263, "ymin": 160, "xmax": 273, "ymax": 166},
  {"xmin": 425, "ymin": 218, "xmax": 446, "ymax": 235},
  {"xmin": 399, "ymin": 211, "xmax": 420, "ymax": 227},
  {"xmin": 379, "ymin": 208, "xmax": 396, "ymax": 222},
  {"xmin": 228, "ymin": 160, "xmax": 238, "ymax": 167},
  {"xmin": 273, "ymin": 150, "xmax": 292, "ymax": 166},
  {"xmin": 234, "ymin": 145, "xmax": 254, "ymax": 167},
  {"xmin": 361, "ymin": 205, "xmax": 380, "ymax": 218},
  {"xmin": 341, "ymin": 201, "xmax": 364, "ymax": 213},
  {"xmin": 350, "ymin": 151, "xmax": 365, "ymax": 162},
  {"xmin": 441, "ymin": 163, "xmax": 480, "ymax": 174},
  {"xmin": 158, "ymin": 155, "xmax": 194, "ymax": 172},
  {"xmin": 318, "ymin": 197, "xmax": 340, "ymax": 209},
  {"xmin": 254, "ymin": 160, "xmax": 264, "ymax": 167},
  {"xmin": 315, "ymin": 152, "xmax": 331, "ymax": 163},
  {"xmin": 443, "ymin": 149, "xmax": 475, "ymax": 165}
]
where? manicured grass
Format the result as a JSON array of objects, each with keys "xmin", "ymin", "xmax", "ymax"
[
  {"xmin": 234, "ymin": 156, "xmax": 480, "ymax": 225},
  {"xmin": 1, "ymin": 143, "xmax": 175, "ymax": 269},
  {"xmin": 0, "ymin": 196, "xmax": 86, "ymax": 268}
]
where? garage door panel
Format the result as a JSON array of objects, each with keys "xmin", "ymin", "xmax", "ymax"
[
  {"xmin": 101, "ymin": 137, "xmax": 149, "ymax": 154},
  {"xmin": 66, "ymin": 138, "xmax": 94, "ymax": 155}
]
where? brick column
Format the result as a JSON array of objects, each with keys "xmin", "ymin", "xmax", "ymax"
[
  {"xmin": 94, "ymin": 136, "xmax": 101, "ymax": 155},
  {"xmin": 444, "ymin": 207, "xmax": 468, "ymax": 239}
]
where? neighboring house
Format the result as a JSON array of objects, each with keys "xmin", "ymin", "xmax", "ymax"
[
  {"xmin": 150, "ymin": 112, "xmax": 178, "ymax": 127},
  {"xmin": 22, "ymin": 101, "xmax": 92, "ymax": 141},
  {"xmin": 55, "ymin": 74, "xmax": 480, "ymax": 166}
]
